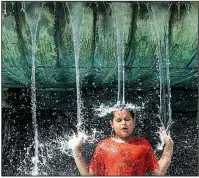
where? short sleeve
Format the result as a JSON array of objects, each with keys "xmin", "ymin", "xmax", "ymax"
[
  {"xmin": 89, "ymin": 143, "xmax": 105, "ymax": 175},
  {"xmin": 145, "ymin": 141, "xmax": 158, "ymax": 173}
]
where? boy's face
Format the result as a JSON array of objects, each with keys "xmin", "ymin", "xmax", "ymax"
[{"xmin": 110, "ymin": 110, "xmax": 135, "ymax": 139}]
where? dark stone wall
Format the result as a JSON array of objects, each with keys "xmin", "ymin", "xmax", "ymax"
[{"xmin": 1, "ymin": 87, "xmax": 198, "ymax": 176}]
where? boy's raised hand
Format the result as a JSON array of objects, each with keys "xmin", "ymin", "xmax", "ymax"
[
  {"xmin": 76, "ymin": 132, "xmax": 87, "ymax": 148},
  {"xmin": 157, "ymin": 127, "xmax": 174, "ymax": 150},
  {"xmin": 70, "ymin": 132, "xmax": 87, "ymax": 151},
  {"xmin": 159, "ymin": 127, "xmax": 173, "ymax": 146}
]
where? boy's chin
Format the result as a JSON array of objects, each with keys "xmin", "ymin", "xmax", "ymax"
[{"xmin": 120, "ymin": 134, "xmax": 132, "ymax": 139}]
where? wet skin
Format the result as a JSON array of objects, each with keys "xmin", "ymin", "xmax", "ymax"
[{"xmin": 110, "ymin": 110, "xmax": 135, "ymax": 141}]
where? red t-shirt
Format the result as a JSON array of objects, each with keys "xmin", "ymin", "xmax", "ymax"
[{"xmin": 89, "ymin": 137, "xmax": 158, "ymax": 176}]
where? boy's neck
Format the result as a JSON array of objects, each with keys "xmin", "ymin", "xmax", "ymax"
[{"xmin": 113, "ymin": 135, "xmax": 134, "ymax": 143}]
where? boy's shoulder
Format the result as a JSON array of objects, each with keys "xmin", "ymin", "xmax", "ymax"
[
  {"xmin": 96, "ymin": 137, "xmax": 151, "ymax": 148},
  {"xmin": 98, "ymin": 137, "xmax": 112, "ymax": 144},
  {"xmin": 131, "ymin": 137, "xmax": 151, "ymax": 145},
  {"xmin": 134, "ymin": 137, "xmax": 148, "ymax": 142},
  {"xmin": 96, "ymin": 137, "xmax": 113, "ymax": 148}
]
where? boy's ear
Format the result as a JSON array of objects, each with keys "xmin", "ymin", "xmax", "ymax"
[
  {"xmin": 133, "ymin": 117, "xmax": 136, "ymax": 127},
  {"xmin": 110, "ymin": 120, "xmax": 113, "ymax": 129}
]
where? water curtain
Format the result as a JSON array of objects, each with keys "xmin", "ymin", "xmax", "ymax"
[
  {"xmin": 67, "ymin": 2, "xmax": 84, "ymax": 132},
  {"xmin": 24, "ymin": 2, "xmax": 43, "ymax": 175},
  {"xmin": 149, "ymin": 3, "xmax": 172, "ymax": 131},
  {"xmin": 111, "ymin": 2, "xmax": 129, "ymax": 105}
]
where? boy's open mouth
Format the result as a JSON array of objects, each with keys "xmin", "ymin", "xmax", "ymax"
[{"xmin": 121, "ymin": 128, "xmax": 128, "ymax": 131}]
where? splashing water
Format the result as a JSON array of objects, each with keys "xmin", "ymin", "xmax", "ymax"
[
  {"xmin": 94, "ymin": 102, "xmax": 144, "ymax": 118},
  {"xmin": 156, "ymin": 126, "xmax": 173, "ymax": 151},
  {"xmin": 68, "ymin": 132, "xmax": 88, "ymax": 150},
  {"xmin": 57, "ymin": 129, "xmax": 104, "ymax": 156},
  {"xmin": 17, "ymin": 129, "xmax": 103, "ymax": 176},
  {"xmin": 17, "ymin": 138, "xmax": 64, "ymax": 175}
]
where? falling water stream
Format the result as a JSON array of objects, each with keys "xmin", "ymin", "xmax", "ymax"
[
  {"xmin": 67, "ymin": 2, "xmax": 84, "ymax": 132},
  {"xmin": 111, "ymin": 3, "xmax": 129, "ymax": 105},
  {"xmin": 148, "ymin": 3, "xmax": 173, "ymax": 132},
  {"xmin": 24, "ymin": 2, "xmax": 43, "ymax": 175}
]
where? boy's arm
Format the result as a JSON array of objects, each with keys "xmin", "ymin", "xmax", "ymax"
[
  {"xmin": 71, "ymin": 133, "xmax": 94, "ymax": 176},
  {"xmin": 152, "ymin": 130, "xmax": 174, "ymax": 176},
  {"xmin": 72, "ymin": 147, "xmax": 94, "ymax": 175}
]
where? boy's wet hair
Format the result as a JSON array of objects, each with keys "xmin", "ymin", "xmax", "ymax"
[{"xmin": 111, "ymin": 105, "xmax": 135, "ymax": 120}]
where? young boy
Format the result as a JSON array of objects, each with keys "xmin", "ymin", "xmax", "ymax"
[{"xmin": 72, "ymin": 109, "xmax": 174, "ymax": 176}]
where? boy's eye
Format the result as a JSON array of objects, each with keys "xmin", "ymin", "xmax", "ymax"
[{"xmin": 116, "ymin": 119, "xmax": 121, "ymax": 122}]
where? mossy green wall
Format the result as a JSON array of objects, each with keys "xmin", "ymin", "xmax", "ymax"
[{"xmin": 2, "ymin": 2, "xmax": 198, "ymax": 89}]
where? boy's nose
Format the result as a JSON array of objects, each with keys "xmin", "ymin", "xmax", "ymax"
[{"xmin": 121, "ymin": 120, "xmax": 127, "ymax": 124}]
